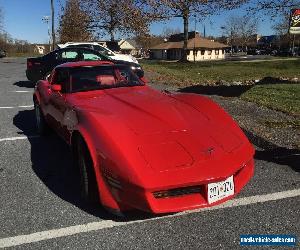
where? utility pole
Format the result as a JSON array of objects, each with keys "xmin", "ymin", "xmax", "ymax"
[
  {"xmin": 42, "ymin": 16, "xmax": 51, "ymax": 51},
  {"xmin": 193, "ymin": 14, "xmax": 197, "ymax": 62},
  {"xmin": 51, "ymin": 0, "xmax": 55, "ymax": 50},
  {"xmin": 292, "ymin": 34, "xmax": 296, "ymax": 56}
]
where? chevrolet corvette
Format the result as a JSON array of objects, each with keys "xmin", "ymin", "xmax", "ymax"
[{"xmin": 33, "ymin": 60, "xmax": 255, "ymax": 215}]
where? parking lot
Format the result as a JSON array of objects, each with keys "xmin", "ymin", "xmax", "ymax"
[{"xmin": 0, "ymin": 58, "xmax": 299, "ymax": 249}]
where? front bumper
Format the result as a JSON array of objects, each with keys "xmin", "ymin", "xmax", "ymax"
[{"xmin": 108, "ymin": 158, "xmax": 255, "ymax": 214}]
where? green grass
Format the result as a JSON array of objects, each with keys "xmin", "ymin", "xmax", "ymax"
[
  {"xmin": 141, "ymin": 59, "xmax": 300, "ymax": 85},
  {"xmin": 262, "ymin": 120, "xmax": 300, "ymax": 129},
  {"xmin": 241, "ymin": 84, "xmax": 300, "ymax": 116}
]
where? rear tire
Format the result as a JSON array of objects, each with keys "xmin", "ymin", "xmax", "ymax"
[
  {"xmin": 76, "ymin": 136, "xmax": 100, "ymax": 203},
  {"xmin": 34, "ymin": 102, "xmax": 50, "ymax": 135}
]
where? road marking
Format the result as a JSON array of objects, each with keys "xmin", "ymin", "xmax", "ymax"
[
  {"xmin": 9, "ymin": 90, "xmax": 32, "ymax": 93},
  {"xmin": 0, "ymin": 135, "xmax": 39, "ymax": 142},
  {"xmin": 0, "ymin": 105, "xmax": 33, "ymax": 109},
  {"xmin": 0, "ymin": 188, "xmax": 299, "ymax": 248}
]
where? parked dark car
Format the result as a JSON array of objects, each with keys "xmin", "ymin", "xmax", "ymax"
[
  {"xmin": 26, "ymin": 47, "xmax": 144, "ymax": 83},
  {"xmin": 275, "ymin": 48, "xmax": 296, "ymax": 57},
  {"xmin": 0, "ymin": 49, "xmax": 6, "ymax": 58}
]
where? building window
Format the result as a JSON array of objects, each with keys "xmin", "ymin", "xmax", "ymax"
[
  {"xmin": 215, "ymin": 49, "xmax": 219, "ymax": 55},
  {"xmin": 201, "ymin": 50, "xmax": 205, "ymax": 55},
  {"xmin": 207, "ymin": 50, "xmax": 212, "ymax": 55},
  {"xmin": 186, "ymin": 50, "xmax": 190, "ymax": 55}
]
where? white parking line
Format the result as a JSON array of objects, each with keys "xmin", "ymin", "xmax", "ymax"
[
  {"xmin": 0, "ymin": 136, "xmax": 39, "ymax": 142},
  {"xmin": 0, "ymin": 188, "xmax": 299, "ymax": 248},
  {"xmin": 9, "ymin": 90, "xmax": 32, "ymax": 93},
  {"xmin": 0, "ymin": 105, "xmax": 33, "ymax": 109}
]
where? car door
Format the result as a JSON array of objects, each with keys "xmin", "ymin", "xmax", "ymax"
[{"xmin": 47, "ymin": 68, "xmax": 71, "ymax": 141}]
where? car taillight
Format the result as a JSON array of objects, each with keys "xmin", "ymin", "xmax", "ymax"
[{"xmin": 27, "ymin": 61, "xmax": 33, "ymax": 69}]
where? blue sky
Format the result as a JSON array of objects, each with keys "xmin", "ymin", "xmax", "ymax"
[{"xmin": 0, "ymin": 0, "xmax": 276, "ymax": 43}]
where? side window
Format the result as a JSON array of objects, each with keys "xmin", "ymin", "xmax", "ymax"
[
  {"xmin": 61, "ymin": 51, "xmax": 78, "ymax": 59},
  {"xmin": 82, "ymin": 51, "xmax": 102, "ymax": 61},
  {"xmin": 93, "ymin": 45, "xmax": 107, "ymax": 53},
  {"xmin": 52, "ymin": 69, "xmax": 69, "ymax": 93}
]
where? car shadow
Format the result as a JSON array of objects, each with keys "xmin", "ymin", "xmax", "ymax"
[
  {"xmin": 179, "ymin": 84, "xmax": 253, "ymax": 97},
  {"xmin": 13, "ymin": 80, "xmax": 35, "ymax": 88},
  {"xmin": 178, "ymin": 77, "xmax": 297, "ymax": 97},
  {"xmin": 13, "ymin": 109, "xmax": 159, "ymax": 222},
  {"xmin": 255, "ymin": 147, "xmax": 300, "ymax": 173}
]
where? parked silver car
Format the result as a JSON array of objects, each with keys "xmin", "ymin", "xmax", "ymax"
[{"xmin": 0, "ymin": 49, "xmax": 6, "ymax": 58}]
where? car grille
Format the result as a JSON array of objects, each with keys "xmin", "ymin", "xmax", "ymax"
[{"xmin": 153, "ymin": 186, "xmax": 202, "ymax": 199}]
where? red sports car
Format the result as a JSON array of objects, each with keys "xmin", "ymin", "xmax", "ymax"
[{"xmin": 33, "ymin": 61, "xmax": 255, "ymax": 215}]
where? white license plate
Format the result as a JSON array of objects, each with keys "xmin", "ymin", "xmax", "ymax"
[{"xmin": 207, "ymin": 176, "xmax": 234, "ymax": 204}]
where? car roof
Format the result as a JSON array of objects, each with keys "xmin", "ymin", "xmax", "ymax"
[
  {"xmin": 56, "ymin": 61, "xmax": 115, "ymax": 69},
  {"xmin": 58, "ymin": 42, "xmax": 100, "ymax": 47},
  {"xmin": 50, "ymin": 47, "xmax": 111, "ymax": 59}
]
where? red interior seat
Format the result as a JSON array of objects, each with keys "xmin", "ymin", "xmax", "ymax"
[{"xmin": 96, "ymin": 75, "xmax": 116, "ymax": 85}]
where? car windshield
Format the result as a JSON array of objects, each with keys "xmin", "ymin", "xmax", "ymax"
[
  {"xmin": 70, "ymin": 65, "xmax": 144, "ymax": 93},
  {"xmin": 93, "ymin": 45, "xmax": 114, "ymax": 56}
]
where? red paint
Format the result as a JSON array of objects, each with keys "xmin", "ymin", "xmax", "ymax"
[{"xmin": 34, "ymin": 61, "xmax": 255, "ymax": 214}]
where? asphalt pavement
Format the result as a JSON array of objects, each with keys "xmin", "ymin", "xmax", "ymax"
[{"xmin": 0, "ymin": 58, "xmax": 299, "ymax": 249}]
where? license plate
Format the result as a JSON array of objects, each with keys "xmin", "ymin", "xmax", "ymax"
[{"xmin": 207, "ymin": 176, "xmax": 234, "ymax": 204}]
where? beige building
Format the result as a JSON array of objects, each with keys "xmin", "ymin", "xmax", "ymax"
[
  {"xmin": 118, "ymin": 39, "xmax": 142, "ymax": 56},
  {"xmin": 34, "ymin": 45, "xmax": 46, "ymax": 55},
  {"xmin": 150, "ymin": 32, "xmax": 228, "ymax": 61}
]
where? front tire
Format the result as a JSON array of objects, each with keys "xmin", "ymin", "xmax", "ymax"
[
  {"xmin": 34, "ymin": 102, "xmax": 50, "ymax": 135},
  {"xmin": 76, "ymin": 136, "xmax": 100, "ymax": 203}
]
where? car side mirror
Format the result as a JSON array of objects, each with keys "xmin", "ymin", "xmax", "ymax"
[
  {"xmin": 46, "ymin": 73, "xmax": 52, "ymax": 82},
  {"xmin": 136, "ymin": 70, "xmax": 144, "ymax": 78},
  {"xmin": 51, "ymin": 84, "xmax": 62, "ymax": 92}
]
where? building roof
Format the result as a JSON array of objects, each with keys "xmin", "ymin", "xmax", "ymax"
[
  {"xmin": 150, "ymin": 37, "xmax": 228, "ymax": 50},
  {"xmin": 96, "ymin": 41, "xmax": 120, "ymax": 51},
  {"xmin": 169, "ymin": 31, "xmax": 200, "ymax": 42},
  {"xmin": 125, "ymin": 39, "xmax": 142, "ymax": 49}
]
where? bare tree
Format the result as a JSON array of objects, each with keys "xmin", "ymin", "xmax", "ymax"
[
  {"xmin": 134, "ymin": 34, "xmax": 164, "ymax": 49},
  {"xmin": 272, "ymin": 13, "xmax": 291, "ymax": 35},
  {"xmin": 80, "ymin": 0, "xmax": 154, "ymax": 41},
  {"xmin": 0, "ymin": 6, "xmax": 4, "ymax": 34},
  {"xmin": 162, "ymin": 26, "xmax": 181, "ymax": 38},
  {"xmin": 249, "ymin": 0, "xmax": 300, "ymax": 51},
  {"xmin": 249, "ymin": 0, "xmax": 300, "ymax": 17},
  {"xmin": 223, "ymin": 15, "xmax": 258, "ymax": 50},
  {"xmin": 150, "ymin": 0, "xmax": 249, "ymax": 61},
  {"xmin": 58, "ymin": 0, "xmax": 93, "ymax": 43},
  {"xmin": 0, "ymin": 6, "xmax": 7, "ymax": 49},
  {"xmin": 51, "ymin": 0, "xmax": 56, "ymax": 50}
]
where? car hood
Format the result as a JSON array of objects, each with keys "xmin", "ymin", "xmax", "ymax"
[
  {"xmin": 109, "ymin": 54, "xmax": 137, "ymax": 63},
  {"xmin": 69, "ymin": 86, "xmax": 208, "ymax": 135},
  {"xmin": 67, "ymin": 86, "xmax": 248, "ymax": 174}
]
